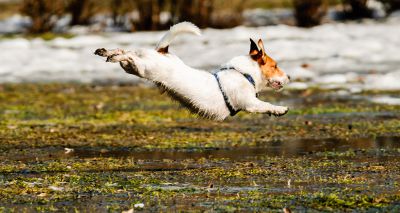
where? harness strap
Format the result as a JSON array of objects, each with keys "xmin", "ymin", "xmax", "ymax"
[
  {"xmin": 243, "ymin": 73, "xmax": 256, "ymax": 87},
  {"xmin": 214, "ymin": 67, "xmax": 257, "ymax": 116},
  {"xmin": 213, "ymin": 72, "xmax": 240, "ymax": 116}
]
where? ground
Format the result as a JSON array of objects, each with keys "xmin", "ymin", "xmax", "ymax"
[{"xmin": 0, "ymin": 83, "xmax": 400, "ymax": 212}]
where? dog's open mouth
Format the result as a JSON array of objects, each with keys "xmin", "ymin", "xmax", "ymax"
[{"xmin": 269, "ymin": 81, "xmax": 283, "ymax": 90}]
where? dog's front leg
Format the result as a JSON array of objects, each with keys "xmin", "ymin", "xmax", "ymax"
[{"xmin": 244, "ymin": 97, "xmax": 289, "ymax": 116}]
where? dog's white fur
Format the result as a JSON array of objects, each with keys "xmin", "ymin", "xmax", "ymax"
[
  {"xmin": 95, "ymin": 22, "xmax": 290, "ymax": 120},
  {"xmin": 156, "ymin": 22, "xmax": 201, "ymax": 50}
]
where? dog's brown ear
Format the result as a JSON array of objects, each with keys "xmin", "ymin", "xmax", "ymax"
[
  {"xmin": 249, "ymin": 38, "xmax": 262, "ymax": 60},
  {"xmin": 257, "ymin": 39, "xmax": 266, "ymax": 56},
  {"xmin": 257, "ymin": 39, "xmax": 269, "ymax": 64}
]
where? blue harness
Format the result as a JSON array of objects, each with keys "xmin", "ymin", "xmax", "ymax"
[{"xmin": 213, "ymin": 67, "xmax": 257, "ymax": 116}]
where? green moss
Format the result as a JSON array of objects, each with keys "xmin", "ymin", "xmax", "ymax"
[{"xmin": 0, "ymin": 83, "xmax": 399, "ymax": 211}]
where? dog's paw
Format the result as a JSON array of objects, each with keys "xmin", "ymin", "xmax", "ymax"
[
  {"xmin": 270, "ymin": 106, "xmax": 289, "ymax": 117},
  {"xmin": 94, "ymin": 48, "xmax": 107, "ymax": 57},
  {"xmin": 106, "ymin": 54, "xmax": 120, "ymax": 63}
]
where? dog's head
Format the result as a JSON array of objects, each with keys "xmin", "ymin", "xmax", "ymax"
[{"xmin": 249, "ymin": 38, "xmax": 290, "ymax": 90}]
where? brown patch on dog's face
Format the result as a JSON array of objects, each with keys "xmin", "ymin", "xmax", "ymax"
[
  {"xmin": 259, "ymin": 54, "xmax": 286, "ymax": 80},
  {"xmin": 249, "ymin": 39, "xmax": 286, "ymax": 80}
]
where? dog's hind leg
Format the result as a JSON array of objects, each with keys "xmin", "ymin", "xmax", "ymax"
[
  {"xmin": 119, "ymin": 61, "xmax": 140, "ymax": 76},
  {"xmin": 94, "ymin": 48, "xmax": 125, "ymax": 57},
  {"xmin": 94, "ymin": 48, "xmax": 132, "ymax": 64},
  {"xmin": 106, "ymin": 54, "xmax": 131, "ymax": 63},
  {"xmin": 95, "ymin": 48, "xmax": 142, "ymax": 77},
  {"xmin": 244, "ymin": 97, "xmax": 289, "ymax": 116},
  {"xmin": 111, "ymin": 53, "xmax": 142, "ymax": 77}
]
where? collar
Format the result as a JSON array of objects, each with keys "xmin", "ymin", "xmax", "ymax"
[{"xmin": 213, "ymin": 66, "xmax": 257, "ymax": 116}]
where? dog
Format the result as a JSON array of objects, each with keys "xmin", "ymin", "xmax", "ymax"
[{"xmin": 95, "ymin": 22, "xmax": 290, "ymax": 120}]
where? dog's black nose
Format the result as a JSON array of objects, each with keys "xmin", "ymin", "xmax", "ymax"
[{"xmin": 288, "ymin": 75, "xmax": 291, "ymax": 80}]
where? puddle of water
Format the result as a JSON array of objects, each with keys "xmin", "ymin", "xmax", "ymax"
[
  {"xmin": 4, "ymin": 136, "xmax": 399, "ymax": 162},
  {"xmin": 300, "ymin": 111, "xmax": 400, "ymax": 120},
  {"xmin": 71, "ymin": 136, "xmax": 399, "ymax": 159}
]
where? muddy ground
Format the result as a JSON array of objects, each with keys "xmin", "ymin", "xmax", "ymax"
[{"xmin": 0, "ymin": 84, "xmax": 399, "ymax": 212}]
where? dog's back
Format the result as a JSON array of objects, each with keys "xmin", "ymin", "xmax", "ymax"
[{"xmin": 95, "ymin": 22, "xmax": 290, "ymax": 120}]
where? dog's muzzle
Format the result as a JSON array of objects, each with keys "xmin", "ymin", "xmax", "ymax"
[
  {"xmin": 269, "ymin": 81, "xmax": 283, "ymax": 90},
  {"xmin": 268, "ymin": 76, "xmax": 290, "ymax": 90}
]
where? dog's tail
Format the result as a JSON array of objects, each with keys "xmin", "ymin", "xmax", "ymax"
[{"xmin": 156, "ymin": 22, "xmax": 201, "ymax": 53}]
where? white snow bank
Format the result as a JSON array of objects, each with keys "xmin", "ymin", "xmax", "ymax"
[
  {"xmin": 363, "ymin": 71, "xmax": 400, "ymax": 90},
  {"xmin": 0, "ymin": 19, "xmax": 399, "ymax": 91}
]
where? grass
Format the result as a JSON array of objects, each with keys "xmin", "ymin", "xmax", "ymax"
[{"xmin": 0, "ymin": 83, "xmax": 400, "ymax": 211}]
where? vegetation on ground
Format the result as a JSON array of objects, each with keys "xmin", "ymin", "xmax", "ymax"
[{"xmin": 0, "ymin": 83, "xmax": 399, "ymax": 211}]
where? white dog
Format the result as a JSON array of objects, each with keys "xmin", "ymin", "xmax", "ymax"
[{"xmin": 95, "ymin": 22, "xmax": 290, "ymax": 120}]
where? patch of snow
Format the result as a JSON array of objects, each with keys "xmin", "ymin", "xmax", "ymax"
[
  {"xmin": 349, "ymin": 86, "xmax": 363, "ymax": 94},
  {"xmin": 364, "ymin": 71, "xmax": 400, "ymax": 90},
  {"xmin": 64, "ymin": 148, "xmax": 74, "ymax": 154},
  {"xmin": 0, "ymin": 38, "xmax": 30, "ymax": 49},
  {"xmin": 285, "ymin": 66, "xmax": 316, "ymax": 81},
  {"xmin": 370, "ymin": 96, "xmax": 400, "ymax": 105},
  {"xmin": 368, "ymin": 0, "xmax": 386, "ymax": 18},
  {"xmin": 53, "ymin": 15, "xmax": 72, "ymax": 33},
  {"xmin": 134, "ymin": 203, "xmax": 145, "ymax": 209},
  {"xmin": 0, "ymin": 14, "xmax": 30, "ymax": 34},
  {"xmin": 243, "ymin": 8, "xmax": 294, "ymax": 26},
  {"xmin": 50, "ymin": 35, "xmax": 108, "ymax": 48},
  {"xmin": 316, "ymin": 74, "xmax": 348, "ymax": 84},
  {"xmin": 23, "ymin": 181, "xmax": 42, "ymax": 187},
  {"xmin": 0, "ymin": 18, "xmax": 399, "ymax": 91},
  {"xmin": 287, "ymin": 82, "xmax": 308, "ymax": 90},
  {"xmin": 48, "ymin": 186, "xmax": 64, "ymax": 191}
]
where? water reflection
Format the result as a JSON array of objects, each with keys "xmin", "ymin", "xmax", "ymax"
[{"xmin": 71, "ymin": 136, "xmax": 400, "ymax": 160}]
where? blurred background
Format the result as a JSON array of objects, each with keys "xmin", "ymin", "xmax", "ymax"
[
  {"xmin": 1, "ymin": 2, "xmax": 400, "ymax": 211},
  {"xmin": 0, "ymin": 0, "xmax": 399, "ymax": 93}
]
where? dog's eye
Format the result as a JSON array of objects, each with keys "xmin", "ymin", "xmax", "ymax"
[{"xmin": 274, "ymin": 64, "xmax": 277, "ymax": 69}]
